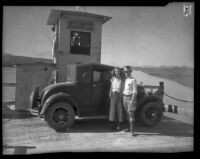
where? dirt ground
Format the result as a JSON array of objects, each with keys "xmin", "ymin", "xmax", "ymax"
[{"xmin": 3, "ymin": 112, "xmax": 193, "ymax": 154}]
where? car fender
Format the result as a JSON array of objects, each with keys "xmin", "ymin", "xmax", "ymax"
[
  {"xmin": 40, "ymin": 92, "xmax": 79, "ymax": 116},
  {"xmin": 137, "ymin": 95, "xmax": 164, "ymax": 111}
]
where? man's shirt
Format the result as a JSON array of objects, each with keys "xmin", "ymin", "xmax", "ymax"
[{"xmin": 123, "ymin": 77, "xmax": 137, "ymax": 95}]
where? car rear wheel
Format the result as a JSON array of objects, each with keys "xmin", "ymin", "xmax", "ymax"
[
  {"xmin": 46, "ymin": 102, "xmax": 75, "ymax": 131},
  {"xmin": 140, "ymin": 102, "xmax": 163, "ymax": 126}
]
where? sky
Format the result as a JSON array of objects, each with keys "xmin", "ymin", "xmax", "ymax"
[{"xmin": 3, "ymin": 3, "xmax": 194, "ymax": 67}]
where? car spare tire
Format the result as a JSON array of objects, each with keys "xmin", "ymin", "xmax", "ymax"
[
  {"xmin": 140, "ymin": 102, "xmax": 163, "ymax": 126},
  {"xmin": 46, "ymin": 102, "xmax": 75, "ymax": 131},
  {"xmin": 30, "ymin": 85, "xmax": 39, "ymax": 109}
]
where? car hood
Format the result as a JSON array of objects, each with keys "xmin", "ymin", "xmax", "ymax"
[{"xmin": 40, "ymin": 81, "xmax": 75, "ymax": 96}]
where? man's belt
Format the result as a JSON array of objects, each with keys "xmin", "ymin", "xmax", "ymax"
[{"xmin": 123, "ymin": 94, "xmax": 133, "ymax": 97}]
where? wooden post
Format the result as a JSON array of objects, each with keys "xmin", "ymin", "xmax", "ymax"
[
  {"xmin": 159, "ymin": 81, "xmax": 164, "ymax": 89},
  {"xmin": 168, "ymin": 105, "xmax": 173, "ymax": 113},
  {"xmin": 159, "ymin": 81, "xmax": 164, "ymax": 100},
  {"xmin": 173, "ymin": 105, "xmax": 178, "ymax": 114}
]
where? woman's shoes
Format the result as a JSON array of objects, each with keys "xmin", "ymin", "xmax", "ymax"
[{"xmin": 111, "ymin": 126, "xmax": 117, "ymax": 130}]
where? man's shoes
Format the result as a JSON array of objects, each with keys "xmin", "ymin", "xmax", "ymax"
[
  {"xmin": 123, "ymin": 128, "xmax": 130, "ymax": 132},
  {"xmin": 116, "ymin": 126, "xmax": 121, "ymax": 131},
  {"xmin": 131, "ymin": 132, "xmax": 137, "ymax": 137}
]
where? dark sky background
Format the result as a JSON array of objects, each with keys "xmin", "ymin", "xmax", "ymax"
[{"xmin": 3, "ymin": 3, "xmax": 194, "ymax": 67}]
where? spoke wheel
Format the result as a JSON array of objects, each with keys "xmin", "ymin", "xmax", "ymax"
[
  {"xmin": 140, "ymin": 102, "xmax": 163, "ymax": 126},
  {"xmin": 46, "ymin": 102, "xmax": 75, "ymax": 131},
  {"xmin": 52, "ymin": 108, "xmax": 70, "ymax": 125}
]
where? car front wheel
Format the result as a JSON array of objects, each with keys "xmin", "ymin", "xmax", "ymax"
[
  {"xmin": 46, "ymin": 102, "xmax": 75, "ymax": 131},
  {"xmin": 140, "ymin": 102, "xmax": 163, "ymax": 126}
]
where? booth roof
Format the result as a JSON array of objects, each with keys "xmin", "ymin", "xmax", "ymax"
[{"xmin": 47, "ymin": 9, "xmax": 112, "ymax": 25}]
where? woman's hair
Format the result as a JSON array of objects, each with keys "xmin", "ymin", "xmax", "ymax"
[{"xmin": 111, "ymin": 67, "xmax": 123, "ymax": 77}]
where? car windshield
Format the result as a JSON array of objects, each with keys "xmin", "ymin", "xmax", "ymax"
[{"xmin": 66, "ymin": 65, "xmax": 76, "ymax": 82}]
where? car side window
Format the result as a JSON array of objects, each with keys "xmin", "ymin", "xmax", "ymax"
[
  {"xmin": 93, "ymin": 70, "xmax": 102, "ymax": 83},
  {"xmin": 79, "ymin": 70, "xmax": 90, "ymax": 83}
]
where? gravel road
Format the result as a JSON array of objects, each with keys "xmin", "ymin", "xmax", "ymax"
[{"xmin": 3, "ymin": 112, "xmax": 193, "ymax": 154}]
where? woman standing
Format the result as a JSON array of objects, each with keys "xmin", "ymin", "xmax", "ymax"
[{"xmin": 109, "ymin": 67, "xmax": 125, "ymax": 131}]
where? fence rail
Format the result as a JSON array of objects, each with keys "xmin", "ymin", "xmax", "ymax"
[{"xmin": 164, "ymin": 92, "xmax": 193, "ymax": 103}]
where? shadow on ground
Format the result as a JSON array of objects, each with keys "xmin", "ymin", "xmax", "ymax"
[
  {"xmin": 3, "ymin": 110, "xmax": 193, "ymax": 138},
  {"xmin": 3, "ymin": 145, "xmax": 36, "ymax": 155},
  {"xmin": 56, "ymin": 116, "xmax": 193, "ymax": 138},
  {"xmin": 3, "ymin": 110, "xmax": 35, "ymax": 119}
]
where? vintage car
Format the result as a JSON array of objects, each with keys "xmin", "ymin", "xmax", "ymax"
[{"xmin": 30, "ymin": 63, "xmax": 165, "ymax": 131}]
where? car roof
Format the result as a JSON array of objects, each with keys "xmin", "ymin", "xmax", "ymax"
[{"xmin": 69, "ymin": 62, "xmax": 114, "ymax": 70}]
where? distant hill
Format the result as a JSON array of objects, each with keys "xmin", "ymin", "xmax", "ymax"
[
  {"xmin": 2, "ymin": 53, "xmax": 53, "ymax": 66},
  {"xmin": 133, "ymin": 66, "xmax": 194, "ymax": 88},
  {"xmin": 133, "ymin": 65, "xmax": 193, "ymax": 69}
]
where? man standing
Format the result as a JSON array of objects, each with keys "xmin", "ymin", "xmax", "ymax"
[{"xmin": 123, "ymin": 66, "xmax": 137, "ymax": 136}]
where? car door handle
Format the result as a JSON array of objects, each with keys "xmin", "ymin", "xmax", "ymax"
[{"xmin": 93, "ymin": 84, "xmax": 97, "ymax": 86}]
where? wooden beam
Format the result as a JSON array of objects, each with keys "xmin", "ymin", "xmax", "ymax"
[
  {"xmin": 2, "ymin": 101, "xmax": 15, "ymax": 105},
  {"xmin": 2, "ymin": 83, "xmax": 16, "ymax": 87}
]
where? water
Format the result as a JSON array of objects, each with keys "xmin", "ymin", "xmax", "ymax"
[{"xmin": 132, "ymin": 70, "xmax": 194, "ymax": 117}]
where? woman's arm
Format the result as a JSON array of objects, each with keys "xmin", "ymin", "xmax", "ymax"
[{"xmin": 109, "ymin": 77, "xmax": 114, "ymax": 98}]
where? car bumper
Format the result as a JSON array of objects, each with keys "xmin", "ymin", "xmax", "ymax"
[{"xmin": 28, "ymin": 108, "xmax": 40, "ymax": 116}]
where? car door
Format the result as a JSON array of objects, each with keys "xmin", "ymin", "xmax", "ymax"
[
  {"xmin": 74, "ymin": 67, "xmax": 93, "ymax": 116},
  {"xmin": 91, "ymin": 69, "xmax": 110, "ymax": 115}
]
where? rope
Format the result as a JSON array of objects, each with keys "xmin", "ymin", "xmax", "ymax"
[{"xmin": 164, "ymin": 92, "xmax": 193, "ymax": 103}]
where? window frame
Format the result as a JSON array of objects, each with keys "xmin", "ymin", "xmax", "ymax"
[
  {"xmin": 70, "ymin": 30, "xmax": 91, "ymax": 55},
  {"xmin": 92, "ymin": 70, "xmax": 103, "ymax": 83}
]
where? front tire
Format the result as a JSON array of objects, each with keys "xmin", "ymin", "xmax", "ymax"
[
  {"xmin": 46, "ymin": 102, "xmax": 75, "ymax": 131},
  {"xmin": 140, "ymin": 102, "xmax": 163, "ymax": 126}
]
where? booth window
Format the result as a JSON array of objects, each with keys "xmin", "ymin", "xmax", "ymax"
[{"xmin": 70, "ymin": 31, "xmax": 91, "ymax": 55}]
